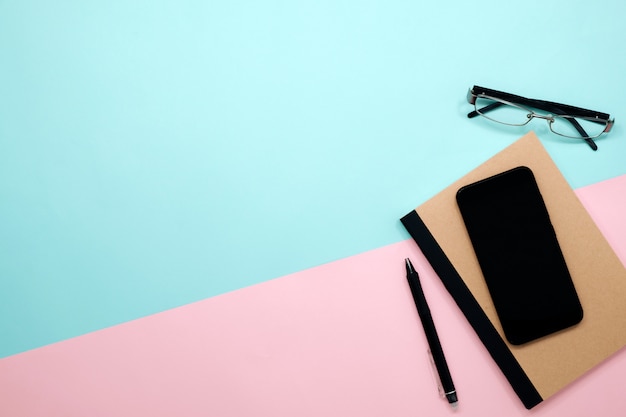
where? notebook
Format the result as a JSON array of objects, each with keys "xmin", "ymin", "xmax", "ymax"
[{"xmin": 401, "ymin": 132, "xmax": 626, "ymax": 409}]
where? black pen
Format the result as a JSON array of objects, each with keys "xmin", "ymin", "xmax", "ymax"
[{"xmin": 405, "ymin": 258, "xmax": 458, "ymax": 409}]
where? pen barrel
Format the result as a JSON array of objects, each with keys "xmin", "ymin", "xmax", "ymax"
[{"xmin": 406, "ymin": 271, "xmax": 456, "ymax": 396}]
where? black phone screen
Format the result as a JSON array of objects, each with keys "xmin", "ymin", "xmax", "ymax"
[{"xmin": 456, "ymin": 166, "xmax": 583, "ymax": 345}]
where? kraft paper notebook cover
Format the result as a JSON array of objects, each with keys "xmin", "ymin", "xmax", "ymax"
[{"xmin": 401, "ymin": 132, "xmax": 626, "ymax": 409}]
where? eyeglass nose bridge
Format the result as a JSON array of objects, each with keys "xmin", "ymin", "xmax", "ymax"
[{"xmin": 526, "ymin": 112, "xmax": 555, "ymax": 123}]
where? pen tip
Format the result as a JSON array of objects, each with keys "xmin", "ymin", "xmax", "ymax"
[{"xmin": 405, "ymin": 258, "xmax": 414, "ymax": 274}]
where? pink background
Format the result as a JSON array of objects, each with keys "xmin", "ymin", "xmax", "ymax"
[{"xmin": 1, "ymin": 174, "xmax": 625, "ymax": 417}]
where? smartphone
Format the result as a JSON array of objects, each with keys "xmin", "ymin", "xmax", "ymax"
[{"xmin": 456, "ymin": 166, "xmax": 583, "ymax": 345}]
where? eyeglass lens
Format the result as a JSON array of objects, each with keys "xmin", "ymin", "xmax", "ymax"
[{"xmin": 474, "ymin": 96, "xmax": 608, "ymax": 139}]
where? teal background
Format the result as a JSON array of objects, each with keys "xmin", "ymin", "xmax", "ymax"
[{"xmin": 1, "ymin": 0, "xmax": 625, "ymax": 358}]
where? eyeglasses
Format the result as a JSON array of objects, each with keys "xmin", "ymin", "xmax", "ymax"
[{"xmin": 467, "ymin": 85, "xmax": 615, "ymax": 151}]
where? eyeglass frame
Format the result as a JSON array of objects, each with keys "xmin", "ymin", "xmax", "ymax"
[{"xmin": 467, "ymin": 85, "xmax": 615, "ymax": 151}]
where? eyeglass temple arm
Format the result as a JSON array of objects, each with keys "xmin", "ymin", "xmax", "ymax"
[
  {"xmin": 467, "ymin": 101, "xmax": 503, "ymax": 119},
  {"xmin": 471, "ymin": 86, "xmax": 611, "ymax": 119}
]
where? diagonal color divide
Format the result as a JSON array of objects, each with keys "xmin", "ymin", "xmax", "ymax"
[{"xmin": 0, "ymin": 175, "xmax": 625, "ymax": 417}]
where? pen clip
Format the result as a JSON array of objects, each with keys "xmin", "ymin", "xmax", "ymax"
[{"xmin": 427, "ymin": 349, "xmax": 445, "ymax": 398}]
